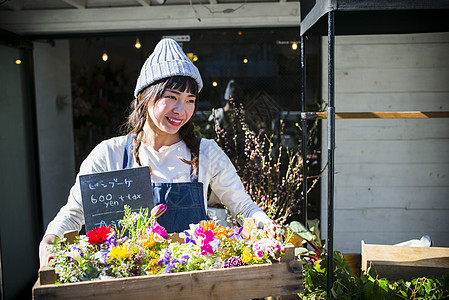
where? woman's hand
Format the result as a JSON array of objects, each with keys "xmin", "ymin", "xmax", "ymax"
[{"xmin": 39, "ymin": 234, "xmax": 57, "ymax": 267}]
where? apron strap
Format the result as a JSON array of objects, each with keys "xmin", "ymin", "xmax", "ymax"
[
  {"xmin": 122, "ymin": 134, "xmax": 134, "ymax": 169},
  {"xmin": 190, "ymin": 137, "xmax": 202, "ymax": 182}
]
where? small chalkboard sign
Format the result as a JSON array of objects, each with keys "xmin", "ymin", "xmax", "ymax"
[{"xmin": 79, "ymin": 167, "xmax": 153, "ymax": 232}]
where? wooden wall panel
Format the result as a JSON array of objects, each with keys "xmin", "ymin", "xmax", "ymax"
[
  {"xmin": 334, "ymin": 186, "xmax": 449, "ymax": 210},
  {"xmin": 336, "ymin": 93, "xmax": 449, "ymax": 112},
  {"xmin": 335, "ymin": 119, "xmax": 449, "ymax": 140},
  {"xmin": 334, "ymin": 163, "xmax": 449, "ymax": 187},
  {"xmin": 320, "ymin": 32, "xmax": 449, "ymax": 253}
]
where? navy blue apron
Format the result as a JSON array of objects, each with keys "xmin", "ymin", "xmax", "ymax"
[{"xmin": 122, "ymin": 135, "xmax": 208, "ymax": 233}]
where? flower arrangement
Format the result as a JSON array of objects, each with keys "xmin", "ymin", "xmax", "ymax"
[{"xmin": 48, "ymin": 205, "xmax": 286, "ymax": 283}]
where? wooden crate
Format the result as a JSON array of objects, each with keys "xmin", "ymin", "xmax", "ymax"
[
  {"xmin": 361, "ymin": 240, "xmax": 449, "ymax": 281},
  {"xmin": 33, "ymin": 245, "xmax": 303, "ymax": 300}
]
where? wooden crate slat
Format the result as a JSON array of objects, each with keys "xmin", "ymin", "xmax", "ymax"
[
  {"xmin": 33, "ymin": 262, "xmax": 303, "ymax": 300},
  {"xmin": 361, "ymin": 241, "xmax": 449, "ymax": 281}
]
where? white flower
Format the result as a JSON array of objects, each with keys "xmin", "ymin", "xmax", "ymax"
[{"xmin": 67, "ymin": 250, "xmax": 82, "ymax": 262}]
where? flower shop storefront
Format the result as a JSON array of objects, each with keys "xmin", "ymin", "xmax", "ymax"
[{"xmin": 1, "ymin": 25, "xmax": 323, "ymax": 299}]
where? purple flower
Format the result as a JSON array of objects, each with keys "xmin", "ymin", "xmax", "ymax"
[
  {"xmin": 165, "ymin": 258, "xmax": 178, "ymax": 273},
  {"xmin": 183, "ymin": 231, "xmax": 196, "ymax": 245},
  {"xmin": 229, "ymin": 227, "xmax": 243, "ymax": 240},
  {"xmin": 179, "ymin": 254, "xmax": 190, "ymax": 264},
  {"xmin": 104, "ymin": 231, "xmax": 118, "ymax": 248},
  {"xmin": 224, "ymin": 256, "xmax": 245, "ymax": 268},
  {"xmin": 158, "ymin": 249, "xmax": 171, "ymax": 265}
]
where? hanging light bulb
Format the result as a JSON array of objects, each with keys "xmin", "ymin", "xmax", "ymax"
[
  {"xmin": 135, "ymin": 38, "xmax": 141, "ymax": 49},
  {"xmin": 291, "ymin": 42, "xmax": 298, "ymax": 50},
  {"xmin": 102, "ymin": 50, "xmax": 108, "ymax": 62},
  {"xmin": 102, "ymin": 38, "xmax": 108, "ymax": 62}
]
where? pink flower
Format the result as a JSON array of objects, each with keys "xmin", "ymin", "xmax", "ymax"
[
  {"xmin": 193, "ymin": 226, "xmax": 215, "ymax": 255},
  {"xmin": 200, "ymin": 243, "xmax": 214, "ymax": 255},
  {"xmin": 203, "ymin": 230, "xmax": 215, "ymax": 243},
  {"xmin": 253, "ymin": 238, "xmax": 283, "ymax": 257},
  {"xmin": 145, "ymin": 220, "xmax": 168, "ymax": 238},
  {"xmin": 193, "ymin": 226, "xmax": 205, "ymax": 238},
  {"xmin": 255, "ymin": 250, "xmax": 264, "ymax": 259},
  {"xmin": 151, "ymin": 204, "xmax": 167, "ymax": 218}
]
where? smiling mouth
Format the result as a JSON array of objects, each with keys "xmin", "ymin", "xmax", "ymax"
[{"xmin": 167, "ymin": 117, "xmax": 182, "ymax": 125}]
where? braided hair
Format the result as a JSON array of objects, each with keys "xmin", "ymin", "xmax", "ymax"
[{"xmin": 123, "ymin": 76, "xmax": 200, "ymax": 176}]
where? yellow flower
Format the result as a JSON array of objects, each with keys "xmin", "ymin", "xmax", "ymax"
[
  {"xmin": 242, "ymin": 248, "xmax": 253, "ymax": 264},
  {"xmin": 146, "ymin": 251, "xmax": 161, "ymax": 274},
  {"xmin": 147, "ymin": 265, "xmax": 162, "ymax": 275},
  {"xmin": 110, "ymin": 244, "xmax": 134, "ymax": 259},
  {"xmin": 220, "ymin": 248, "xmax": 229, "ymax": 260}
]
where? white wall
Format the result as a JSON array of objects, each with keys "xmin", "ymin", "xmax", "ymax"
[
  {"xmin": 33, "ymin": 40, "xmax": 76, "ymax": 229},
  {"xmin": 320, "ymin": 32, "xmax": 449, "ymax": 253}
]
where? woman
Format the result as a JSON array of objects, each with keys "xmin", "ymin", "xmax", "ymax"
[{"xmin": 39, "ymin": 38, "xmax": 271, "ymax": 267}]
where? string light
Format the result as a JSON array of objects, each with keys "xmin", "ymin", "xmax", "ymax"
[
  {"xmin": 102, "ymin": 38, "xmax": 108, "ymax": 62},
  {"xmin": 102, "ymin": 50, "xmax": 108, "ymax": 62},
  {"xmin": 212, "ymin": 81, "xmax": 218, "ymax": 87},
  {"xmin": 15, "ymin": 59, "xmax": 21, "ymax": 65},
  {"xmin": 186, "ymin": 52, "xmax": 199, "ymax": 62},
  {"xmin": 291, "ymin": 42, "xmax": 298, "ymax": 50},
  {"xmin": 135, "ymin": 38, "xmax": 141, "ymax": 49},
  {"xmin": 243, "ymin": 58, "xmax": 248, "ymax": 64}
]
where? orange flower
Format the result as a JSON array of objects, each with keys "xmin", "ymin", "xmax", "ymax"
[
  {"xmin": 199, "ymin": 220, "xmax": 227, "ymax": 238},
  {"xmin": 141, "ymin": 233, "xmax": 157, "ymax": 248}
]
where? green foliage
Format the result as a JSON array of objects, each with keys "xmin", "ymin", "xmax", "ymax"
[
  {"xmin": 289, "ymin": 221, "xmax": 449, "ymax": 299},
  {"xmin": 301, "ymin": 252, "xmax": 449, "ymax": 300}
]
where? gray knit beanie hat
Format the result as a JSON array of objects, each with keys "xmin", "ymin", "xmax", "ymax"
[{"xmin": 134, "ymin": 38, "xmax": 203, "ymax": 98}]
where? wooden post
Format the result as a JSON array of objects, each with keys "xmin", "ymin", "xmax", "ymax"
[
  {"xmin": 279, "ymin": 244, "xmax": 302, "ymax": 300},
  {"xmin": 281, "ymin": 244, "xmax": 296, "ymax": 262},
  {"xmin": 241, "ymin": 217, "xmax": 257, "ymax": 240},
  {"xmin": 63, "ymin": 230, "xmax": 78, "ymax": 244},
  {"xmin": 38, "ymin": 266, "xmax": 56, "ymax": 285}
]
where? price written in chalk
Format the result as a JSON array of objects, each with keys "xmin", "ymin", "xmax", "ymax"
[
  {"xmin": 80, "ymin": 167, "xmax": 154, "ymax": 233},
  {"xmin": 90, "ymin": 193, "xmax": 143, "ymax": 208}
]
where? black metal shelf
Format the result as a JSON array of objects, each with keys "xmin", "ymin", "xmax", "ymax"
[{"xmin": 299, "ymin": 0, "xmax": 449, "ymax": 295}]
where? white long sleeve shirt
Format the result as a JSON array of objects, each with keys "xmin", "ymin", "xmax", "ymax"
[{"xmin": 45, "ymin": 136, "xmax": 271, "ymax": 237}]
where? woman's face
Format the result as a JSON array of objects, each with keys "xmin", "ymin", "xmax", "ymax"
[{"xmin": 147, "ymin": 88, "xmax": 196, "ymax": 136}]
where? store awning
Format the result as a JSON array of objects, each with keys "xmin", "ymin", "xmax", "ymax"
[{"xmin": 300, "ymin": 0, "xmax": 449, "ymax": 36}]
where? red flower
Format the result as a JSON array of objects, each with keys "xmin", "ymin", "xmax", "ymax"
[{"xmin": 87, "ymin": 225, "xmax": 112, "ymax": 245}]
